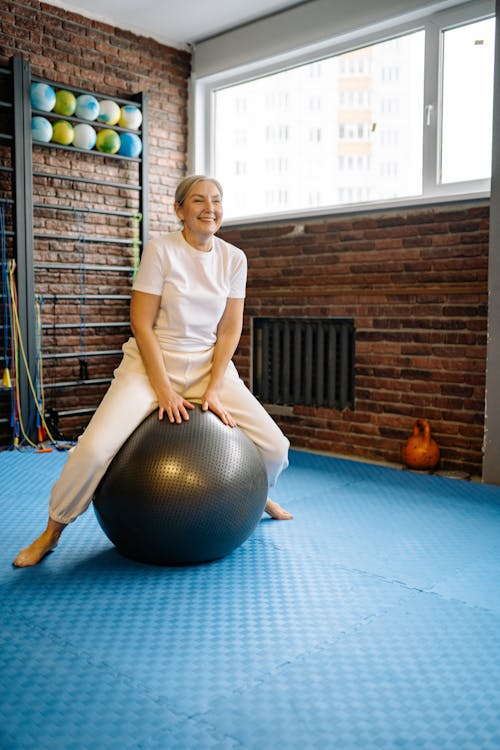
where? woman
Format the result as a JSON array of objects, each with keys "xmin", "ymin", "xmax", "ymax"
[{"xmin": 13, "ymin": 175, "xmax": 292, "ymax": 568}]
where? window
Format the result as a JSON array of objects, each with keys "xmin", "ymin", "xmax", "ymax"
[
  {"xmin": 198, "ymin": 1, "xmax": 494, "ymax": 222},
  {"xmin": 440, "ymin": 16, "xmax": 495, "ymax": 183}
]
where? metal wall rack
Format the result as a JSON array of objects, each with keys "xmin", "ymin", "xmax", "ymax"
[
  {"xmin": 0, "ymin": 57, "xmax": 32, "ymax": 441},
  {"xmin": 0, "ymin": 56, "xmax": 149, "ymax": 443}
]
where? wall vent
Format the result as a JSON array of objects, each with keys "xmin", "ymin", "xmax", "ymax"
[{"xmin": 252, "ymin": 317, "xmax": 355, "ymax": 409}]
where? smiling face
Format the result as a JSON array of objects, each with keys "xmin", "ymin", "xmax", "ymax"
[{"xmin": 175, "ymin": 179, "xmax": 223, "ymax": 249}]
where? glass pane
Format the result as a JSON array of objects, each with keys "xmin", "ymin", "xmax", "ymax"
[
  {"xmin": 441, "ymin": 17, "xmax": 495, "ymax": 184},
  {"xmin": 214, "ymin": 31, "xmax": 425, "ymax": 220}
]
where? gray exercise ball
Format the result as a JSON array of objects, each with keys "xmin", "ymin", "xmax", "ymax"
[{"xmin": 93, "ymin": 406, "xmax": 268, "ymax": 565}]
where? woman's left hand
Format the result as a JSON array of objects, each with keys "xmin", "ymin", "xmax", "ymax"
[{"xmin": 201, "ymin": 388, "xmax": 236, "ymax": 427}]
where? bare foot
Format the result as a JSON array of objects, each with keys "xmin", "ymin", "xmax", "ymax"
[
  {"xmin": 13, "ymin": 519, "xmax": 66, "ymax": 567},
  {"xmin": 264, "ymin": 498, "xmax": 293, "ymax": 520}
]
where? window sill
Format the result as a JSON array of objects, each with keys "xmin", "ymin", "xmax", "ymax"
[{"xmin": 221, "ymin": 190, "xmax": 490, "ymax": 230}]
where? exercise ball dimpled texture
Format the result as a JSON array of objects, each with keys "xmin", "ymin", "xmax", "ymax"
[{"xmin": 93, "ymin": 407, "xmax": 268, "ymax": 565}]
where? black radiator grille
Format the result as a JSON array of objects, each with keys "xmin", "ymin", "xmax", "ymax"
[{"xmin": 252, "ymin": 317, "xmax": 355, "ymax": 409}]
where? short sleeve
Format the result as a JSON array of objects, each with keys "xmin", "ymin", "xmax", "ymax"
[
  {"xmin": 229, "ymin": 247, "xmax": 247, "ymax": 298},
  {"xmin": 132, "ymin": 239, "xmax": 165, "ymax": 295}
]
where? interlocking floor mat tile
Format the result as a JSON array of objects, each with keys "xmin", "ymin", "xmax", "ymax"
[
  {"xmin": 1, "ymin": 448, "xmax": 499, "ymax": 749},
  {"xmin": 199, "ymin": 593, "xmax": 500, "ymax": 749},
  {"xmin": 0, "ymin": 620, "xmax": 180, "ymax": 750}
]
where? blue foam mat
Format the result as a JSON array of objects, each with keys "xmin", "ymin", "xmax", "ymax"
[{"xmin": 1, "ymin": 448, "xmax": 500, "ymax": 749}]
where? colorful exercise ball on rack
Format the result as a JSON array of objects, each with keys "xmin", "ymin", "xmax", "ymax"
[
  {"xmin": 31, "ymin": 116, "xmax": 53, "ymax": 143},
  {"xmin": 75, "ymin": 94, "xmax": 99, "ymax": 121},
  {"xmin": 119, "ymin": 105, "xmax": 142, "ymax": 130},
  {"xmin": 54, "ymin": 89, "xmax": 77, "ymax": 116},
  {"xmin": 51, "ymin": 120, "xmax": 74, "ymax": 146},
  {"xmin": 96, "ymin": 128, "xmax": 121, "ymax": 153},
  {"xmin": 118, "ymin": 132, "xmax": 142, "ymax": 158},
  {"xmin": 30, "ymin": 82, "xmax": 56, "ymax": 112},
  {"xmin": 73, "ymin": 123, "xmax": 97, "ymax": 150},
  {"xmin": 97, "ymin": 100, "xmax": 121, "ymax": 125}
]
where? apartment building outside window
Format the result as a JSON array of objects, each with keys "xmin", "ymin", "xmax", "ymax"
[{"xmin": 205, "ymin": 1, "xmax": 494, "ymax": 222}]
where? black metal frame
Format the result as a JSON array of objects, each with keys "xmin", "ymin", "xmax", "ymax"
[
  {"xmin": 11, "ymin": 57, "xmax": 36, "ymax": 434},
  {"xmin": 2, "ymin": 56, "xmax": 149, "ymax": 441}
]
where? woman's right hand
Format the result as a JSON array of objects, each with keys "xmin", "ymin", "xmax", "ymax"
[
  {"xmin": 158, "ymin": 389, "xmax": 195, "ymax": 423},
  {"xmin": 131, "ymin": 291, "xmax": 194, "ymax": 424}
]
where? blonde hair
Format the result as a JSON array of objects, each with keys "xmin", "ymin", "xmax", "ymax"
[{"xmin": 174, "ymin": 175, "xmax": 223, "ymax": 206}]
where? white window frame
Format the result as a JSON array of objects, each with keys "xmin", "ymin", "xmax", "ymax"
[{"xmin": 192, "ymin": 0, "xmax": 494, "ymax": 225}]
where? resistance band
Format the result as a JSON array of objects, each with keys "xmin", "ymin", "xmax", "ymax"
[
  {"xmin": 1, "ymin": 203, "xmax": 12, "ymax": 390},
  {"xmin": 7, "ymin": 260, "xmax": 57, "ymax": 448}
]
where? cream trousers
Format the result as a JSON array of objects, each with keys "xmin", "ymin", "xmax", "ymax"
[{"xmin": 49, "ymin": 338, "xmax": 290, "ymax": 524}]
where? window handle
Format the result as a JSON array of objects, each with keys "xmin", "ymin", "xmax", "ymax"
[{"xmin": 425, "ymin": 104, "xmax": 434, "ymax": 126}]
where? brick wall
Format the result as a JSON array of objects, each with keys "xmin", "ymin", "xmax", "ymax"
[
  {"xmin": 1, "ymin": 3, "xmax": 489, "ymax": 475},
  {"xmin": 1, "ymin": 0, "xmax": 190, "ymax": 441},
  {"xmin": 222, "ymin": 201, "xmax": 489, "ymax": 476}
]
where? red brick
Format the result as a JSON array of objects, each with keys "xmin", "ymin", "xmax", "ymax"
[{"xmin": 221, "ymin": 201, "xmax": 489, "ymax": 475}]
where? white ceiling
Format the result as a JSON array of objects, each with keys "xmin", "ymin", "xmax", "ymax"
[{"xmin": 43, "ymin": 0, "xmax": 309, "ymax": 48}]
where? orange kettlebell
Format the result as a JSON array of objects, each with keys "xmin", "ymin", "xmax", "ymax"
[{"xmin": 401, "ymin": 419, "xmax": 440, "ymax": 470}]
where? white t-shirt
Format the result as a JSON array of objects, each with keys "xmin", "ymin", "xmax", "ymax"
[{"xmin": 132, "ymin": 230, "xmax": 247, "ymax": 352}]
